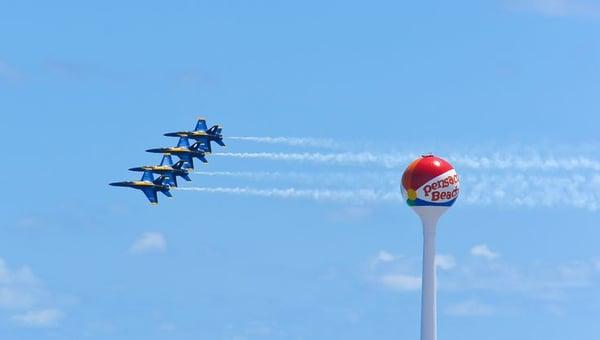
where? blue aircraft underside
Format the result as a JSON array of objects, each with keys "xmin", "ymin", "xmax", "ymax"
[{"xmin": 142, "ymin": 188, "xmax": 158, "ymax": 204}]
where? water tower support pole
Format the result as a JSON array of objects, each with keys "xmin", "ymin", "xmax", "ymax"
[{"xmin": 420, "ymin": 219, "xmax": 437, "ymax": 340}]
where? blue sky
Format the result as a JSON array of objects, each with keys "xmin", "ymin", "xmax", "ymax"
[{"xmin": 1, "ymin": 1, "xmax": 600, "ymax": 339}]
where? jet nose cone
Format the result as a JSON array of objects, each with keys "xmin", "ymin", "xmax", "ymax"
[{"xmin": 129, "ymin": 167, "xmax": 143, "ymax": 171}]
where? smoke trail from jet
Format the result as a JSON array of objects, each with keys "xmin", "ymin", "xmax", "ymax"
[
  {"xmin": 213, "ymin": 152, "xmax": 600, "ymax": 171},
  {"xmin": 176, "ymin": 172, "xmax": 600, "ymax": 210},
  {"xmin": 192, "ymin": 170, "xmax": 399, "ymax": 187},
  {"xmin": 212, "ymin": 152, "xmax": 416, "ymax": 168},
  {"xmin": 227, "ymin": 136, "xmax": 341, "ymax": 149},
  {"xmin": 175, "ymin": 186, "xmax": 402, "ymax": 203},
  {"xmin": 461, "ymin": 173, "xmax": 600, "ymax": 210},
  {"xmin": 193, "ymin": 171, "xmax": 314, "ymax": 179},
  {"xmin": 448, "ymin": 154, "xmax": 600, "ymax": 172}
]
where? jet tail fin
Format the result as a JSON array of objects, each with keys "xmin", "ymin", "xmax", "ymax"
[
  {"xmin": 153, "ymin": 175, "xmax": 167, "ymax": 186},
  {"xmin": 207, "ymin": 125, "xmax": 221, "ymax": 134},
  {"xmin": 195, "ymin": 137, "xmax": 212, "ymax": 153},
  {"xmin": 190, "ymin": 143, "xmax": 209, "ymax": 163},
  {"xmin": 160, "ymin": 189, "xmax": 172, "ymax": 198},
  {"xmin": 206, "ymin": 125, "xmax": 224, "ymax": 147},
  {"xmin": 173, "ymin": 160, "xmax": 185, "ymax": 169},
  {"xmin": 164, "ymin": 174, "xmax": 178, "ymax": 187},
  {"xmin": 171, "ymin": 161, "xmax": 191, "ymax": 181}
]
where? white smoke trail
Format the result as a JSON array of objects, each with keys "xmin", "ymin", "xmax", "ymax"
[
  {"xmin": 193, "ymin": 171, "xmax": 315, "ymax": 180},
  {"xmin": 448, "ymin": 154, "xmax": 600, "ymax": 172},
  {"xmin": 193, "ymin": 170, "xmax": 399, "ymax": 187},
  {"xmin": 227, "ymin": 136, "xmax": 341, "ymax": 149},
  {"xmin": 461, "ymin": 173, "xmax": 600, "ymax": 210},
  {"xmin": 212, "ymin": 152, "xmax": 416, "ymax": 168},
  {"xmin": 175, "ymin": 186, "xmax": 402, "ymax": 203},
  {"xmin": 213, "ymin": 152, "xmax": 600, "ymax": 171},
  {"xmin": 193, "ymin": 171, "xmax": 271, "ymax": 178},
  {"xmin": 175, "ymin": 173, "xmax": 600, "ymax": 210}
]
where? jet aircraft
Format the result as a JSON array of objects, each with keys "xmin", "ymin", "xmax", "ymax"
[
  {"xmin": 109, "ymin": 171, "xmax": 172, "ymax": 204},
  {"xmin": 164, "ymin": 117, "xmax": 225, "ymax": 153},
  {"xmin": 146, "ymin": 137, "xmax": 207, "ymax": 170},
  {"xmin": 128, "ymin": 154, "xmax": 191, "ymax": 187}
]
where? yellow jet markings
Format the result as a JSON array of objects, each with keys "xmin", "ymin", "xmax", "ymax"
[
  {"xmin": 132, "ymin": 181, "xmax": 154, "ymax": 186},
  {"xmin": 148, "ymin": 165, "xmax": 171, "ymax": 170},
  {"xmin": 174, "ymin": 131, "xmax": 209, "ymax": 137}
]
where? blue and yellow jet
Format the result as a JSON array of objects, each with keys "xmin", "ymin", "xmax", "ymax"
[
  {"xmin": 163, "ymin": 117, "xmax": 225, "ymax": 153},
  {"xmin": 146, "ymin": 137, "xmax": 207, "ymax": 170},
  {"xmin": 128, "ymin": 154, "xmax": 191, "ymax": 187},
  {"xmin": 109, "ymin": 171, "xmax": 172, "ymax": 204}
]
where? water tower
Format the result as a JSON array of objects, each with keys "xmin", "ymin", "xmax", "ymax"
[{"xmin": 401, "ymin": 155, "xmax": 460, "ymax": 340}]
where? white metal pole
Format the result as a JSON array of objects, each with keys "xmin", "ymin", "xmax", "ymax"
[{"xmin": 420, "ymin": 219, "xmax": 437, "ymax": 340}]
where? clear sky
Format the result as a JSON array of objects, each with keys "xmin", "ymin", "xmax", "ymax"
[{"xmin": 1, "ymin": 1, "xmax": 600, "ymax": 339}]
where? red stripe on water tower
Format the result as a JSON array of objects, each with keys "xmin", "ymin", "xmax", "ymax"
[{"xmin": 402, "ymin": 155, "xmax": 454, "ymax": 191}]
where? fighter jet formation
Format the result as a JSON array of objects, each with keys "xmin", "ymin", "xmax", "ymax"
[{"xmin": 109, "ymin": 117, "xmax": 225, "ymax": 204}]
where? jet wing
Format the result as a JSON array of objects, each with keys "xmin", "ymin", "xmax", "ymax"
[{"xmin": 141, "ymin": 188, "xmax": 159, "ymax": 204}]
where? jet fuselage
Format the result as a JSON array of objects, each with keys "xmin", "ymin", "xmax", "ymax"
[{"xmin": 146, "ymin": 147, "xmax": 205, "ymax": 157}]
